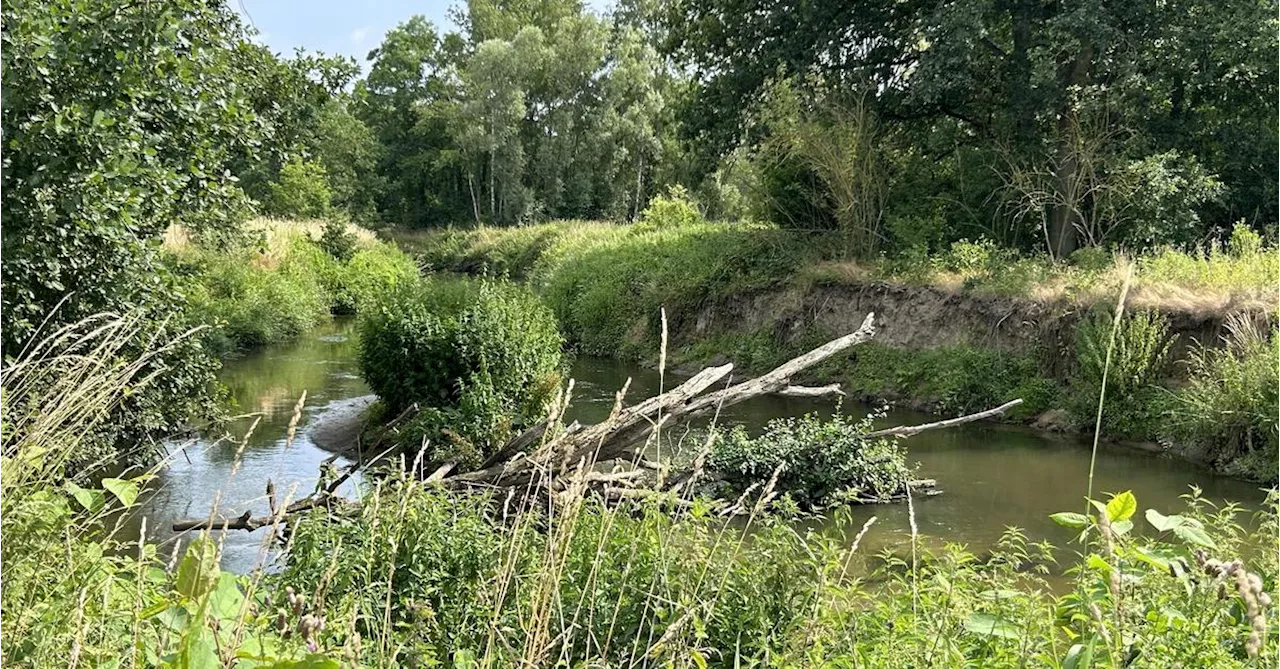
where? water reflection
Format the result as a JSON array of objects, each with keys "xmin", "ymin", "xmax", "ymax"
[
  {"xmin": 563, "ymin": 355, "xmax": 1267, "ymax": 560},
  {"xmin": 123, "ymin": 324, "xmax": 1266, "ymax": 575},
  {"xmin": 123, "ymin": 318, "xmax": 368, "ymax": 572}
]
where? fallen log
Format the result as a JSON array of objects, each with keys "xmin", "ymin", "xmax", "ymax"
[
  {"xmin": 777, "ymin": 384, "xmax": 846, "ymax": 398},
  {"xmin": 178, "ymin": 313, "xmax": 1028, "ymax": 532}
]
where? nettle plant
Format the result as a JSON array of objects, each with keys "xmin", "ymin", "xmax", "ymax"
[{"xmin": 1049, "ymin": 489, "xmax": 1275, "ymax": 667}]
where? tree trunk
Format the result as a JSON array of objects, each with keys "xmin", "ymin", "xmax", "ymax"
[
  {"xmin": 632, "ymin": 152, "xmax": 644, "ymax": 221},
  {"xmin": 467, "ymin": 172, "xmax": 482, "ymax": 225},
  {"xmin": 1048, "ymin": 43, "xmax": 1093, "ymax": 261}
]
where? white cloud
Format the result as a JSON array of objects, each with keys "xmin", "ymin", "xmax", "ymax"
[{"xmin": 349, "ymin": 27, "xmax": 369, "ymax": 45}]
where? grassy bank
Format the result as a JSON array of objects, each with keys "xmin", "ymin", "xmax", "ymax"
[
  {"xmin": 167, "ymin": 218, "xmax": 419, "ymax": 356},
  {"xmin": 395, "ymin": 218, "xmax": 1278, "ymax": 480}
]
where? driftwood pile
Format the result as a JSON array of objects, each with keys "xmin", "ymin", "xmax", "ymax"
[{"xmin": 173, "ymin": 313, "xmax": 1023, "ymax": 533}]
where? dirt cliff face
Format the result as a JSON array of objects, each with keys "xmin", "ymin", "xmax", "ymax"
[{"xmin": 681, "ymin": 281, "xmax": 1272, "ymax": 383}]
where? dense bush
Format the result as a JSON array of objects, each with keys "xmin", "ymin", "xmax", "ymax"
[
  {"xmin": 834, "ymin": 342, "xmax": 1060, "ymax": 419},
  {"xmin": 1166, "ymin": 317, "xmax": 1279, "ymax": 481},
  {"xmin": 1070, "ymin": 309, "xmax": 1175, "ymax": 439},
  {"xmin": 0, "ymin": 0, "xmax": 273, "ymax": 458},
  {"xmin": 357, "ymin": 279, "xmax": 564, "ymax": 468},
  {"xmin": 264, "ymin": 157, "xmax": 333, "ymax": 220},
  {"xmin": 710, "ymin": 411, "xmax": 914, "ymax": 507},
  {"xmin": 634, "ymin": 185, "xmax": 704, "ymax": 230},
  {"xmin": 318, "ymin": 219, "xmax": 358, "ymax": 262},
  {"xmin": 179, "ymin": 222, "xmax": 419, "ymax": 353}
]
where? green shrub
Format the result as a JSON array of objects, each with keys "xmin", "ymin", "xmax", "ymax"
[
  {"xmin": 1228, "ymin": 221, "xmax": 1264, "ymax": 258},
  {"xmin": 834, "ymin": 342, "xmax": 1058, "ymax": 418},
  {"xmin": 357, "ymin": 279, "xmax": 564, "ymax": 468},
  {"xmin": 264, "ymin": 157, "xmax": 333, "ymax": 219},
  {"xmin": 710, "ymin": 412, "xmax": 914, "ymax": 507},
  {"xmin": 1070, "ymin": 309, "xmax": 1175, "ymax": 438},
  {"xmin": 1166, "ymin": 317, "xmax": 1279, "ymax": 481},
  {"xmin": 185, "ymin": 250, "xmax": 330, "ymax": 353},
  {"xmin": 635, "ymin": 185, "xmax": 704, "ymax": 230},
  {"xmin": 318, "ymin": 219, "xmax": 358, "ymax": 262},
  {"xmin": 179, "ymin": 226, "xmax": 418, "ymax": 351}
]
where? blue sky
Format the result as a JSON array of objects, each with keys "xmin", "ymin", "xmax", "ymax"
[{"xmin": 233, "ymin": 0, "xmax": 611, "ymax": 68}]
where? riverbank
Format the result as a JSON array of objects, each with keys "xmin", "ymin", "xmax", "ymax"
[
  {"xmin": 394, "ymin": 219, "xmax": 1279, "ymax": 481},
  {"xmin": 164, "ymin": 218, "xmax": 419, "ymax": 356}
]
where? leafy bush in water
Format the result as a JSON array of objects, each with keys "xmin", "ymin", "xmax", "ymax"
[
  {"xmin": 358, "ymin": 279, "xmax": 563, "ymax": 468},
  {"xmin": 1166, "ymin": 316, "xmax": 1279, "ymax": 481},
  {"xmin": 1071, "ymin": 309, "xmax": 1175, "ymax": 438},
  {"xmin": 710, "ymin": 412, "xmax": 914, "ymax": 507}
]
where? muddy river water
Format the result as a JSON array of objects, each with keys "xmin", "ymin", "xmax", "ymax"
[{"xmin": 127, "ymin": 318, "xmax": 1265, "ymax": 573}]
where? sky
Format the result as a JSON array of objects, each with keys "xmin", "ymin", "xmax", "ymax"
[{"xmin": 232, "ymin": 0, "xmax": 611, "ymax": 68}]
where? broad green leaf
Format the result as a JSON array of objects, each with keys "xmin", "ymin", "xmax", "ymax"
[
  {"xmin": 963, "ymin": 612, "xmax": 1021, "ymax": 639},
  {"xmin": 208, "ymin": 572, "xmax": 245, "ymax": 620},
  {"xmin": 1111, "ymin": 519, "xmax": 1133, "ymax": 536},
  {"xmin": 1132, "ymin": 545, "xmax": 1188, "ymax": 571},
  {"xmin": 1063, "ymin": 642, "xmax": 1093, "ymax": 669},
  {"xmin": 1105, "ymin": 491, "xmax": 1136, "ymax": 522},
  {"xmin": 1145, "ymin": 509, "xmax": 1175, "ymax": 532},
  {"xmin": 1144, "ymin": 510, "xmax": 1217, "ymax": 548},
  {"xmin": 176, "ymin": 538, "xmax": 220, "ymax": 601},
  {"xmin": 65, "ymin": 482, "xmax": 105, "ymax": 513},
  {"xmin": 1172, "ymin": 523, "xmax": 1216, "ymax": 549},
  {"xmin": 1086, "ymin": 554, "xmax": 1112, "ymax": 576},
  {"xmin": 176, "ymin": 627, "xmax": 219, "ymax": 669},
  {"xmin": 453, "ymin": 649, "xmax": 477, "ymax": 669},
  {"xmin": 1050, "ymin": 512, "xmax": 1089, "ymax": 529},
  {"xmin": 102, "ymin": 477, "xmax": 139, "ymax": 507},
  {"xmin": 156, "ymin": 605, "xmax": 190, "ymax": 633}
]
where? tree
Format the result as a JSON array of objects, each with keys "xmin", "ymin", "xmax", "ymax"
[
  {"xmin": 663, "ymin": 0, "xmax": 1278, "ymax": 255},
  {"xmin": 1, "ymin": 0, "xmax": 269, "ymax": 454}
]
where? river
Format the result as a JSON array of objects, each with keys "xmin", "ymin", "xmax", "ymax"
[{"xmin": 130, "ymin": 318, "xmax": 1266, "ymax": 573}]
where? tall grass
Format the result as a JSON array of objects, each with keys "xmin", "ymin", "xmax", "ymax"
[{"xmin": 2, "ymin": 312, "xmax": 1276, "ymax": 667}]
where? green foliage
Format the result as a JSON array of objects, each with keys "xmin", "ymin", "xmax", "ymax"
[
  {"xmin": 179, "ymin": 223, "xmax": 418, "ymax": 354},
  {"xmin": 265, "ymin": 157, "xmax": 334, "ymax": 220},
  {"xmin": 1228, "ymin": 222, "xmax": 1264, "ymax": 258},
  {"xmin": 535, "ymin": 224, "xmax": 811, "ymax": 358},
  {"xmin": 836, "ymin": 342, "xmax": 1059, "ymax": 419},
  {"xmin": 277, "ymin": 473, "xmax": 1278, "ymax": 667},
  {"xmin": 0, "ymin": 0, "xmax": 275, "ymax": 456},
  {"xmin": 357, "ymin": 279, "xmax": 563, "ymax": 468},
  {"xmin": 664, "ymin": 0, "xmax": 1277, "ymax": 248},
  {"xmin": 318, "ymin": 219, "xmax": 358, "ymax": 262},
  {"xmin": 635, "ymin": 185, "xmax": 704, "ymax": 230},
  {"xmin": 710, "ymin": 411, "xmax": 914, "ymax": 507},
  {"xmin": 1116, "ymin": 151, "xmax": 1225, "ymax": 249},
  {"xmin": 1070, "ymin": 309, "xmax": 1175, "ymax": 439},
  {"xmin": 1166, "ymin": 318, "xmax": 1279, "ymax": 482}
]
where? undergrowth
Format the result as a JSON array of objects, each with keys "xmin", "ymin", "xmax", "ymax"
[
  {"xmin": 2, "ymin": 312, "xmax": 1277, "ymax": 667},
  {"xmin": 170, "ymin": 219, "xmax": 418, "ymax": 355}
]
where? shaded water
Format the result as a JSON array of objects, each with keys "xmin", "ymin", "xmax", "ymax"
[{"xmin": 133, "ymin": 320, "xmax": 1266, "ymax": 573}]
